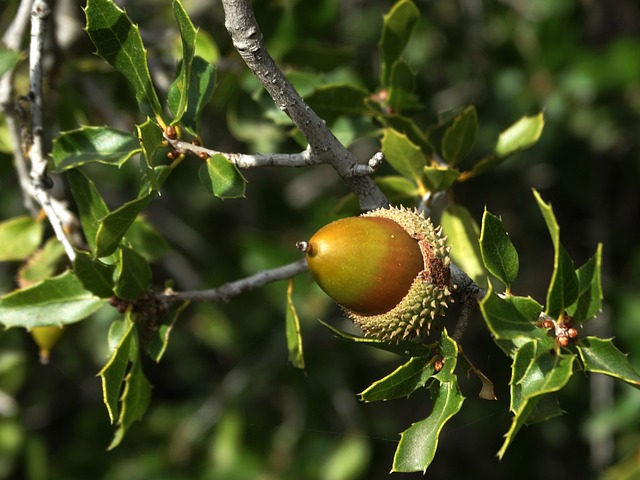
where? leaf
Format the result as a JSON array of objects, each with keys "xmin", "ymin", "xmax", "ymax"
[
  {"xmin": 113, "ymin": 246, "xmax": 152, "ymax": 301},
  {"xmin": 85, "ymin": 0, "xmax": 163, "ymax": 117},
  {"xmin": 95, "ymin": 193, "xmax": 154, "ymax": 258},
  {"xmin": 73, "ymin": 251, "xmax": 116, "ymax": 298},
  {"xmin": 285, "ymin": 279, "xmax": 305, "ymax": 370},
  {"xmin": 421, "ymin": 166, "xmax": 460, "ymax": 193},
  {"xmin": 108, "ymin": 348, "xmax": 152, "ymax": 450},
  {"xmin": 124, "ymin": 217, "xmax": 170, "ymax": 262},
  {"xmin": 198, "ymin": 154, "xmax": 246, "ymax": 199},
  {"xmin": 440, "ymin": 204, "xmax": 486, "ymax": 287},
  {"xmin": 0, "ymin": 216, "xmax": 43, "ymax": 261},
  {"xmin": 495, "ymin": 113, "xmax": 545, "ymax": 157},
  {"xmin": 67, "ymin": 169, "xmax": 110, "ymax": 254},
  {"xmin": 0, "ymin": 271, "xmax": 105, "ymax": 329},
  {"xmin": 319, "ymin": 319, "xmax": 434, "ymax": 358},
  {"xmin": 380, "ymin": 128, "xmax": 426, "ymax": 183},
  {"xmin": 18, "ymin": 238, "xmax": 67, "ymax": 287},
  {"xmin": 0, "ymin": 47, "xmax": 23, "ymax": 77},
  {"xmin": 375, "ymin": 175, "xmax": 421, "ymax": 205},
  {"xmin": 498, "ymin": 340, "xmax": 575, "ymax": 459},
  {"xmin": 167, "ymin": 0, "xmax": 198, "ymax": 124},
  {"xmin": 169, "ymin": 56, "xmax": 216, "ymax": 136},
  {"xmin": 577, "ymin": 337, "xmax": 640, "ymax": 389},
  {"xmin": 304, "ymin": 84, "xmax": 369, "ymax": 123},
  {"xmin": 479, "ymin": 285, "xmax": 546, "ymax": 345},
  {"xmin": 392, "ymin": 379, "xmax": 464, "ymax": 473},
  {"xmin": 147, "ymin": 302, "xmax": 189, "ymax": 363},
  {"xmin": 360, "ymin": 356, "xmax": 434, "ymax": 402},
  {"xmin": 533, "ymin": 190, "xmax": 579, "ymax": 318},
  {"xmin": 379, "ymin": 0, "xmax": 419, "ymax": 87},
  {"xmin": 51, "ymin": 127, "xmax": 139, "ymax": 172},
  {"xmin": 136, "ymin": 118, "xmax": 163, "ymax": 192},
  {"xmin": 98, "ymin": 317, "xmax": 135, "ymax": 424},
  {"xmin": 567, "ymin": 244, "xmax": 603, "ymax": 322},
  {"xmin": 441, "ymin": 106, "xmax": 478, "ymax": 166},
  {"xmin": 479, "ymin": 210, "xmax": 519, "ymax": 290},
  {"xmin": 387, "ymin": 59, "xmax": 420, "ymax": 111}
]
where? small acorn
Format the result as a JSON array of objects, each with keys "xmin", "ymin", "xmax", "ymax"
[
  {"xmin": 30, "ymin": 325, "xmax": 65, "ymax": 364},
  {"xmin": 297, "ymin": 206, "xmax": 452, "ymax": 341}
]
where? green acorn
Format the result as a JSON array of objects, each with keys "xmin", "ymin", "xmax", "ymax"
[{"xmin": 297, "ymin": 206, "xmax": 451, "ymax": 341}]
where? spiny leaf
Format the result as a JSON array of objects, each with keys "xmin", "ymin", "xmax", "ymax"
[
  {"xmin": 360, "ymin": 356, "xmax": 434, "ymax": 402},
  {"xmin": 480, "ymin": 209, "xmax": 519, "ymax": 290},
  {"xmin": 577, "ymin": 337, "xmax": 640, "ymax": 389}
]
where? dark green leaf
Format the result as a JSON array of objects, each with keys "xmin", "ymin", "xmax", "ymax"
[
  {"xmin": 421, "ymin": 166, "xmax": 460, "ymax": 193},
  {"xmin": 392, "ymin": 379, "xmax": 464, "ymax": 473},
  {"xmin": 377, "ymin": 113, "xmax": 433, "ymax": 155},
  {"xmin": 170, "ymin": 56, "xmax": 216, "ymax": 136},
  {"xmin": 95, "ymin": 193, "xmax": 154, "ymax": 258},
  {"xmin": 304, "ymin": 84, "xmax": 369, "ymax": 123},
  {"xmin": 99, "ymin": 317, "xmax": 135, "ymax": 423},
  {"xmin": 0, "ymin": 216, "xmax": 43, "ymax": 261},
  {"xmin": 85, "ymin": 0, "xmax": 163, "ymax": 117},
  {"xmin": 534, "ymin": 190, "xmax": 579, "ymax": 318},
  {"xmin": 113, "ymin": 246, "xmax": 152, "ymax": 301},
  {"xmin": 567, "ymin": 244, "xmax": 603, "ymax": 322},
  {"xmin": 577, "ymin": 337, "xmax": 640, "ymax": 389},
  {"xmin": 285, "ymin": 279, "xmax": 305, "ymax": 370},
  {"xmin": 0, "ymin": 271, "xmax": 105, "ymax": 329},
  {"xmin": 198, "ymin": 154, "xmax": 246, "ymax": 199},
  {"xmin": 440, "ymin": 205, "xmax": 486, "ymax": 287},
  {"xmin": 67, "ymin": 169, "xmax": 110, "ymax": 254},
  {"xmin": 379, "ymin": 0, "xmax": 419, "ymax": 87},
  {"xmin": 319, "ymin": 320, "xmax": 434, "ymax": 358},
  {"xmin": 167, "ymin": 0, "xmax": 198, "ymax": 124},
  {"xmin": 380, "ymin": 128, "xmax": 426, "ymax": 183},
  {"xmin": 433, "ymin": 330, "xmax": 459, "ymax": 382},
  {"xmin": 51, "ymin": 127, "xmax": 139, "ymax": 172},
  {"xmin": 479, "ymin": 210, "xmax": 519, "ymax": 290},
  {"xmin": 495, "ymin": 113, "xmax": 544, "ymax": 157},
  {"xmin": 73, "ymin": 251, "xmax": 115, "ymax": 298},
  {"xmin": 360, "ymin": 357, "xmax": 434, "ymax": 402},
  {"xmin": 124, "ymin": 217, "xmax": 170, "ymax": 262},
  {"xmin": 387, "ymin": 59, "xmax": 420, "ymax": 111},
  {"xmin": 136, "ymin": 118, "xmax": 163, "ymax": 192},
  {"xmin": 441, "ymin": 106, "xmax": 478, "ymax": 166}
]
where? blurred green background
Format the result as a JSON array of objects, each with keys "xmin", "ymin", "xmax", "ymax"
[{"xmin": 1, "ymin": 0, "xmax": 639, "ymax": 478}]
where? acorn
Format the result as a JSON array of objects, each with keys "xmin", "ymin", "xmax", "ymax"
[
  {"xmin": 297, "ymin": 206, "xmax": 452, "ymax": 341},
  {"xmin": 30, "ymin": 325, "xmax": 65, "ymax": 364}
]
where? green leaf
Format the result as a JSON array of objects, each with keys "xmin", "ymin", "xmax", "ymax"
[
  {"xmin": 319, "ymin": 319, "xmax": 434, "ymax": 358},
  {"xmin": 169, "ymin": 56, "xmax": 216, "ymax": 136},
  {"xmin": 95, "ymin": 193, "xmax": 154, "ymax": 258},
  {"xmin": 17, "ymin": 238, "xmax": 67, "ymax": 287},
  {"xmin": 304, "ymin": 84, "xmax": 369, "ymax": 123},
  {"xmin": 167, "ymin": 0, "xmax": 198, "ymax": 124},
  {"xmin": 387, "ymin": 59, "xmax": 420, "ymax": 111},
  {"xmin": 0, "ymin": 271, "xmax": 105, "ymax": 329},
  {"xmin": 567, "ymin": 244, "xmax": 603, "ymax": 322},
  {"xmin": 379, "ymin": 0, "xmax": 419, "ymax": 87},
  {"xmin": 136, "ymin": 118, "xmax": 164, "ymax": 192},
  {"xmin": 375, "ymin": 175, "xmax": 421, "ymax": 205},
  {"xmin": 392, "ymin": 379, "xmax": 464, "ymax": 473},
  {"xmin": 421, "ymin": 166, "xmax": 460, "ymax": 193},
  {"xmin": 479, "ymin": 210, "xmax": 519, "ymax": 290},
  {"xmin": 99, "ymin": 317, "xmax": 135, "ymax": 424},
  {"xmin": 577, "ymin": 337, "xmax": 640, "ymax": 389},
  {"xmin": 495, "ymin": 113, "xmax": 545, "ymax": 157},
  {"xmin": 198, "ymin": 154, "xmax": 246, "ymax": 199},
  {"xmin": 533, "ymin": 190, "xmax": 579, "ymax": 318},
  {"xmin": 147, "ymin": 302, "xmax": 189, "ymax": 363},
  {"xmin": 498, "ymin": 341, "xmax": 575, "ymax": 459},
  {"xmin": 0, "ymin": 47, "xmax": 23, "ymax": 77},
  {"xmin": 108, "ymin": 346, "xmax": 152, "ymax": 450},
  {"xmin": 380, "ymin": 128, "xmax": 426, "ymax": 183},
  {"xmin": 441, "ymin": 106, "xmax": 478, "ymax": 166},
  {"xmin": 85, "ymin": 0, "xmax": 163, "ymax": 117},
  {"xmin": 51, "ymin": 127, "xmax": 139, "ymax": 172},
  {"xmin": 0, "ymin": 216, "xmax": 43, "ymax": 261},
  {"xmin": 285, "ymin": 279, "xmax": 305, "ymax": 370},
  {"xmin": 124, "ymin": 217, "xmax": 170, "ymax": 262},
  {"xmin": 113, "ymin": 246, "xmax": 152, "ymax": 301},
  {"xmin": 67, "ymin": 169, "xmax": 110, "ymax": 254},
  {"xmin": 377, "ymin": 113, "xmax": 433, "ymax": 155},
  {"xmin": 360, "ymin": 356, "xmax": 433, "ymax": 402},
  {"xmin": 440, "ymin": 205, "xmax": 486, "ymax": 287},
  {"xmin": 73, "ymin": 251, "xmax": 115, "ymax": 298}
]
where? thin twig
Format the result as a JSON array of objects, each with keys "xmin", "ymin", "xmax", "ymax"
[
  {"xmin": 220, "ymin": 0, "xmax": 388, "ymax": 211},
  {"xmin": 159, "ymin": 258, "xmax": 308, "ymax": 305}
]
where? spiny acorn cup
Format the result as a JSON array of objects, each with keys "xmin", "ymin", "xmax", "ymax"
[{"xmin": 297, "ymin": 206, "xmax": 452, "ymax": 342}]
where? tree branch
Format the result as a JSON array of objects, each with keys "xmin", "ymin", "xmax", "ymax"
[{"xmin": 220, "ymin": 0, "xmax": 388, "ymax": 211}]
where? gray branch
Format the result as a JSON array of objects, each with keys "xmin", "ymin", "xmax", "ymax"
[{"xmin": 220, "ymin": 0, "xmax": 388, "ymax": 211}]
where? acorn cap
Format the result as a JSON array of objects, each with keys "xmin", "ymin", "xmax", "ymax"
[{"xmin": 299, "ymin": 206, "xmax": 451, "ymax": 341}]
